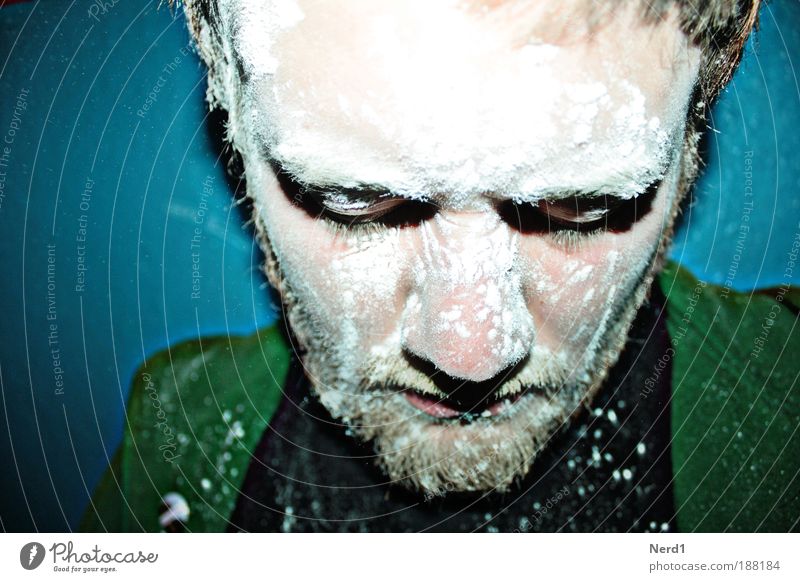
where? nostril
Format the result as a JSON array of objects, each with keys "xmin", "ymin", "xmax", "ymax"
[{"xmin": 402, "ymin": 349, "xmax": 528, "ymax": 412}]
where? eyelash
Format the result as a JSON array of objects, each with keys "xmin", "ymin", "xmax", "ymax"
[
  {"xmin": 542, "ymin": 205, "xmax": 613, "ymax": 250},
  {"xmin": 317, "ymin": 214, "xmax": 393, "ymax": 238},
  {"xmin": 549, "ymin": 227, "xmax": 603, "ymax": 251}
]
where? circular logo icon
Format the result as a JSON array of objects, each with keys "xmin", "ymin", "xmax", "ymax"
[{"xmin": 20, "ymin": 542, "xmax": 46, "ymax": 570}]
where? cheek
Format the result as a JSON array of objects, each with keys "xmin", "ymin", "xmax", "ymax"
[
  {"xmin": 258, "ymin": 177, "xmax": 409, "ymax": 346},
  {"xmin": 523, "ymin": 198, "xmax": 668, "ymax": 351}
]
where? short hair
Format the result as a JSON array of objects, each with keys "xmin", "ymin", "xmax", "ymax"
[{"xmin": 177, "ymin": 0, "xmax": 760, "ymax": 107}]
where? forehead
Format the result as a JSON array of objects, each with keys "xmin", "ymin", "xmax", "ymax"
[{"xmin": 226, "ymin": 0, "xmax": 700, "ymax": 206}]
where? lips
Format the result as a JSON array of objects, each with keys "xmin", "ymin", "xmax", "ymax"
[{"xmin": 403, "ymin": 389, "xmax": 521, "ymax": 420}]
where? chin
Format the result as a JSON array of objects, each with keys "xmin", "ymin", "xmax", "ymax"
[{"xmin": 377, "ymin": 390, "xmax": 578, "ymax": 494}]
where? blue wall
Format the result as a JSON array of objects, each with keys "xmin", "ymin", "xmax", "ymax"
[
  {"xmin": 0, "ymin": 0, "xmax": 798, "ymax": 531},
  {"xmin": 671, "ymin": 1, "xmax": 800, "ymax": 289}
]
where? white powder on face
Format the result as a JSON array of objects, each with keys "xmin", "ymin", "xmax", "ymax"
[
  {"xmin": 567, "ymin": 264, "xmax": 594, "ymax": 285},
  {"xmin": 562, "ymin": 260, "xmax": 579, "ymax": 275},
  {"xmin": 229, "ymin": 0, "xmax": 305, "ymax": 76}
]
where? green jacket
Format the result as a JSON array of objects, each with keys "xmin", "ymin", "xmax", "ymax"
[{"xmin": 81, "ymin": 262, "xmax": 800, "ymax": 532}]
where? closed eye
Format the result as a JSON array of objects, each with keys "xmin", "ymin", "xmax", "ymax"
[
  {"xmin": 499, "ymin": 182, "xmax": 659, "ymax": 236},
  {"xmin": 541, "ymin": 197, "xmax": 621, "ymax": 228},
  {"xmin": 274, "ymin": 168, "xmax": 437, "ymax": 229},
  {"xmin": 315, "ymin": 193, "xmax": 408, "ymax": 223}
]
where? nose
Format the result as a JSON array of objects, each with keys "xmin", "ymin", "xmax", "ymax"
[{"xmin": 401, "ymin": 212, "xmax": 535, "ymax": 384}]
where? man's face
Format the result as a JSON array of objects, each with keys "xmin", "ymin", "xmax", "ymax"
[{"xmin": 198, "ymin": 0, "xmax": 700, "ymax": 492}]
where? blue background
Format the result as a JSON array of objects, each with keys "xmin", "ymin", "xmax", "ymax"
[{"xmin": 0, "ymin": 0, "xmax": 798, "ymax": 531}]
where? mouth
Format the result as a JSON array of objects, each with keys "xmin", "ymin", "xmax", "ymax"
[{"xmin": 403, "ymin": 388, "xmax": 526, "ymax": 422}]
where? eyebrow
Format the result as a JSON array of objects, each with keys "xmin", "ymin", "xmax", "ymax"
[
  {"xmin": 509, "ymin": 177, "xmax": 664, "ymax": 204},
  {"xmin": 270, "ymin": 158, "xmax": 395, "ymax": 199},
  {"xmin": 505, "ymin": 139, "xmax": 678, "ymax": 204},
  {"xmin": 269, "ymin": 147, "xmax": 672, "ymax": 205}
]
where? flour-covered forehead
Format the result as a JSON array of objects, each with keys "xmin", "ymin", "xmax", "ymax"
[
  {"xmin": 259, "ymin": 76, "xmax": 684, "ymax": 208},
  {"xmin": 219, "ymin": 0, "xmax": 699, "ymax": 207}
]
